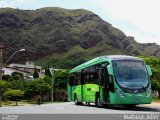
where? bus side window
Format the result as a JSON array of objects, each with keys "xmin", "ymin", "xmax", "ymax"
[
  {"xmin": 90, "ymin": 66, "xmax": 98, "ymax": 84},
  {"xmin": 82, "ymin": 69, "xmax": 86, "ymax": 84},
  {"xmin": 69, "ymin": 76, "xmax": 73, "ymax": 86},
  {"xmin": 84, "ymin": 68, "xmax": 90, "ymax": 84},
  {"xmin": 77, "ymin": 72, "xmax": 81, "ymax": 85},
  {"xmin": 73, "ymin": 73, "xmax": 78, "ymax": 86},
  {"xmin": 81, "ymin": 72, "xmax": 85, "ymax": 85}
]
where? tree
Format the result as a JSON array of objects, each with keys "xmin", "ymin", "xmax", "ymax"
[
  {"xmin": 33, "ymin": 69, "xmax": 39, "ymax": 78},
  {"xmin": 3, "ymin": 89, "xmax": 24, "ymax": 106},
  {"xmin": 2, "ymin": 73, "xmax": 26, "ymax": 91},
  {"xmin": 11, "ymin": 72, "xmax": 24, "ymax": 81},
  {"xmin": 140, "ymin": 56, "xmax": 160, "ymax": 97},
  {"xmin": 45, "ymin": 65, "xmax": 52, "ymax": 77},
  {"xmin": 0, "ymin": 80, "xmax": 9, "ymax": 106},
  {"xmin": 0, "ymin": 80, "xmax": 9, "ymax": 92},
  {"xmin": 54, "ymin": 70, "xmax": 68, "ymax": 90},
  {"xmin": 11, "ymin": 72, "xmax": 23, "ymax": 78},
  {"xmin": 151, "ymin": 79, "xmax": 160, "ymax": 91},
  {"xmin": 43, "ymin": 75, "xmax": 51, "ymax": 85},
  {"xmin": 52, "ymin": 70, "xmax": 68, "ymax": 101},
  {"xmin": 25, "ymin": 79, "xmax": 51, "ymax": 103},
  {"xmin": 9, "ymin": 79, "xmax": 25, "ymax": 90},
  {"xmin": 2, "ymin": 74, "xmax": 10, "ymax": 81}
]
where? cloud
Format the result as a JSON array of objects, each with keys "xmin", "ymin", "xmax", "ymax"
[
  {"xmin": 0, "ymin": 0, "xmax": 36, "ymax": 8},
  {"xmin": 93, "ymin": 0, "xmax": 160, "ymax": 45}
]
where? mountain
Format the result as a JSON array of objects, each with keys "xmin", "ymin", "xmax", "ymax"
[{"xmin": 0, "ymin": 7, "xmax": 160, "ymax": 68}]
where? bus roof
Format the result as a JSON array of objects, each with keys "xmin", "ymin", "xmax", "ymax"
[
  {"xmin": 103, "ymin": 55, "xmax": 143, "ymax": 61},
  {"xmin": 69, "ymin": 55, "xmax": 143, "ymax": 73}
]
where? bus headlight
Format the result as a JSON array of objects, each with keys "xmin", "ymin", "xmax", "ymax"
[
  {"xmin": 116, "ymin": 89, "xmax": 124, "ymax": 97},
  {"xmin": 146, "ymin": 89, "xmax": 152, "ymax": 97}
]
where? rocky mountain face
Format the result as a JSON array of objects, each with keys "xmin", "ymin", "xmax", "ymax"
[{"xmin": 0, "ymin": 7, "xmax": 160, "ymax": 68}]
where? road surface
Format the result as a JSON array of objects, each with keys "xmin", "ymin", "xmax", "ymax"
[
  {"xmin": 0, "ymin": 102, "xmax": 160, "ymax": 114},
  {"xmin": 0, "ymin": 102, "xmax": 160, "ymax": 120}
]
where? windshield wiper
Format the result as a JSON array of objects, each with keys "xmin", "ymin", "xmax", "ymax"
[{"xmin": 141, "ymin": 85, "xmax": 146, "ymax": 91}]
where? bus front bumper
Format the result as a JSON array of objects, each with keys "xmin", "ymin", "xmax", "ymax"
[{"xmin": 109, "ymin": 92, "xmax": 152, "ymax": 105}]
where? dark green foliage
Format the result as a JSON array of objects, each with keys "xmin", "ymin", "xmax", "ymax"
[
  {"xmin": 6, "ymin": 77, "xmax": 15, "ymax": 82},
  {"xmin": 33, "ymin": 70, "xmax": 39, "ymax": 78},
  {"xmin": 43, "ymin": 75, "xmax": 51, "ymax": 85},
  {"xmin": 45, "ymin": 66, "xmax": 52, "ymax": 77},
  {"xmin": 151, "ymin": 79, "xmax": 160, "ymax": 91},
  {"xmin": 2, "ymin": 73, "xmax": 26, "ymax": 90},
  {"xmin": 3, "ymin": 72, "xmax": 23, "ymax": 82},
  {"xmin": 9, "ymin": 79, "xmax": 25, "ymax": 90},
  {"xmin": 140, "ymin": 56, "xmax": 160, "ymax": 95},
  {"xmin": 54, "ymin": 70, "xmax": 69, "ymax": 90},
  {"xmin": 11, "ymin": 72, "xmax": 23, "ymax": 78},
  {"xmin": 25, "ymin": 78, "xmax": 51, "ymax": 102},
  {"xmin": 2, "ymin": 75, "xmax": 10, "ymax": 81},
  {"xmin": 11, "ymin": 72, "xmax": 23, "ymax": 82}
]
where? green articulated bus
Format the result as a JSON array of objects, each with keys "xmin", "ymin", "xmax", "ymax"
[{"xmin": 67, "ymin": 55, "xmax": 152, "ymax": 107}]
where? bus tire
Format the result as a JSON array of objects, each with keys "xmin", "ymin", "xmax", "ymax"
[
  {"xmin": 86, "ymin": 102, "xmax": 90, "ymax": 106},
  {"xmin": 95, "ymin": 93, "xmax": 103, "ymax": 107},
  {"xmin": 74, "ymin": 94, "xmax": 78, "ymax": 105},
  {"xmin": 74, "ymin": 94, "xmax": 82, "ymax": 105}
]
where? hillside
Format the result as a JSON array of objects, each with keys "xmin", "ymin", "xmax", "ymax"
[{"xmin": 0, "ymin": 7, "xmax": 160, "ymax": 68}]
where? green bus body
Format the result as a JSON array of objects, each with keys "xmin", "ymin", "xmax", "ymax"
[{"xmin": 68, "ymin": 55, "xmax": 152, "ymax": 106}]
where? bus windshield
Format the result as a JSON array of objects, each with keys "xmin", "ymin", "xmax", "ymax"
[{"xmin": 112, "ymin": 60, "xmax": 149, "ymax": 89}]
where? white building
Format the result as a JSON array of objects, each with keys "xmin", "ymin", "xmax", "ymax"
[
  {"xmin": 2, "ymin": 67, "xmax": 28, "ymax": 75},
  {"xmin": 7, "ymin": 61, "xmax": 42, "ymax": 74}
]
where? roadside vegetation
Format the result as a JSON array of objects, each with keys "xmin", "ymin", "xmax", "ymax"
[
  {"xmin": 140, "ymin": 56, "xmax": 160, "ymax": 98},
  {"xmin": 152, "ymin": 98, "xmax": 160, "ymax": 103},
  {"xmin": 0, "ymin": 56, "xmax": 160, "ymax": 107},
  {"xmin": 0, "ymin": 67, "xmax": 68, "ymax": 107}
]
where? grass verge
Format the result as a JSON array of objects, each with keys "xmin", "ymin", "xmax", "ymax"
[
  {"xmin": 152, "ymin": 98, "xmax": 160, "ymax": 103},
  {"xmin": 1, "ymin": 100, "xmax": 64, "ymax": 107}
]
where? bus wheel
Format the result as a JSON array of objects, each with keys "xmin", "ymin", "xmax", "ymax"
[
  {"xmin": 95, "ymin": 94, "xmax": 103, "ymax": 107},
  {"xmin": 74, "ymin": 94, "xmax": 82, "ymax": 105},
  {"xmin": 74, "ymin": 95, "xmax": 78, "ymax": 105},
  {"xmin": 86, "ymin": 102, "xmax": 90, "ymax": 106}
]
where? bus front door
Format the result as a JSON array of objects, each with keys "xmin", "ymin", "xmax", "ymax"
[
  {"xmin": 81, "ymin": 78, "xmax": 84, "ymax": 102},
  {"xmin": 68, "ymin": 77, "xmax": 73, "ymax": 101},
  {"xmin": 99, "ymin": 67, "xmax": 107, "ymax": 102}
]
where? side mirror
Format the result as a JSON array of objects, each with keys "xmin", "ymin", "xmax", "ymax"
[
  {"xmin": 146, "ymin": 65, "xmax": 152, "ymax": 76},
  {"xmin": 107, "ymin": 65, "xmax": 114, "ymax": 75},
  {"xmin": 107, "ymin": 65, "xmax": 114, "ymax": 83},
  {"xmin": 107, "ymin": 65, "xmax": 115, "ymax": 93}
]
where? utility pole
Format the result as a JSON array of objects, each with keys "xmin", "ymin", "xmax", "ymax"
[
  {"xmin": 0, "ymin": 42, "xmax": 6, "ymax": 80},
  {"xmin": 51, "ymin": 68, "xmax": 54, "ymax": 102},
  {"xmin": 0, "ymin": 42, "xmax": 6, "ymax": 107}
]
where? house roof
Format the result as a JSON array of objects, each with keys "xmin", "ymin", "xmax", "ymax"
[{"xmin": 8, "ymin": 63, "xmax": 42, "ymax": 69}]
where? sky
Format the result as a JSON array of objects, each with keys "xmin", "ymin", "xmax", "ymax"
[{"xmin": 0, "ymin": 0, "xmax": 160, "ymax": 45}]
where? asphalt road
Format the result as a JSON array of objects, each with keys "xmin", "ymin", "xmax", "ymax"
[
  {"xmin": 0, "ymin": 102, "xmax": 160, "ymax": 114},
  {"xmin": 0, "ymin": 102, "xmax": 160, "ymax": 120}
]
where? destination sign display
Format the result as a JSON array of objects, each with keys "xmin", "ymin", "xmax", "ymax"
[{"xmin": 115, "ymin": 61, "xmax": 144, "ymax": 67}]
